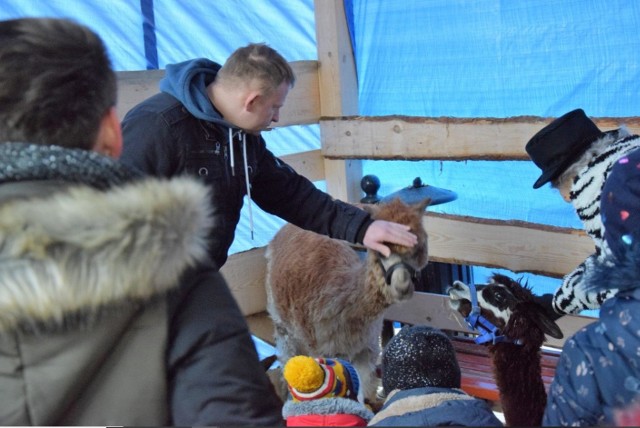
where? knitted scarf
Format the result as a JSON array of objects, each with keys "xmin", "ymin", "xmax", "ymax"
[{"xmin": 0, "ymin": 142, "xmax": 141, "ymax": 189}]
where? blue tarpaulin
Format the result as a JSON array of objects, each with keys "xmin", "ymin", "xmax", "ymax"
[{"xmin": 2, "ymin": 0, "xmax": 638, "ymax": 310}]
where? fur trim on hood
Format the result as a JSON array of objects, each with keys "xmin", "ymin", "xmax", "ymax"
[
  {"xmin": 283, "ymin": 397, "xmax": 374, "ymax": 421},
  {"xmin": 0, "ymin": 177, "xmax": 213, "ymax": 332}
]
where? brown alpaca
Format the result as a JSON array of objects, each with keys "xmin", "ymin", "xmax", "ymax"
[
  {"xmin": 447, "ymin": 273, "xmax": 563, "ymax": 427},
  {"xmin": 265, "ymin": 198, "xmax": 429, "ymax": 404}
]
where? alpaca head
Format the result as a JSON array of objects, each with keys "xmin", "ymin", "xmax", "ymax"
[
  {"xmin": 447, "ymin": 273, "xmax": 563, "ymax": 346},
  {"xmin": 363, "ymin": 198, "xmax": 430, "ymax": 302}
]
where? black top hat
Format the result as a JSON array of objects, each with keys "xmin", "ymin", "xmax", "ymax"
[{"xmin": 526, "ymin": 109, "xmax": 605, "ymax": 189}]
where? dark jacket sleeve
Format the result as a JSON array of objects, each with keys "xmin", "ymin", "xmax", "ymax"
[
  {"xmin": 120, "ymin": 101, "xmax": 182, "ymax": 178},
  {"xmin": 166, "ymin": 263, "xmax": 284, "ymax": 426},
  {"xmin": 250, "ymin": 141, "xmax": 373, "ymax": 244}
]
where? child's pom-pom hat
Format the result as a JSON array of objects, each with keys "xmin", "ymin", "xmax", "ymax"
[{"xmin": 283, "ymin": 355, "xmax": 362, "ymax": 403}]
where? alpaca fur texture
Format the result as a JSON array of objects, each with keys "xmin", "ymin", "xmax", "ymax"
[
  {"xmin": 0, "ymin": 177, "xmax": 213, "ymax": 332},
  {"xmin": 448, "ymin": 274, "xmax": 563, "ymax": 427},
  {"xmin": 265, "ymin": 198, "xmax": 430, "ymax": 404}
]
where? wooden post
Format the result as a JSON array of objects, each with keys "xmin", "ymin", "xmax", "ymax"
[{"xmin": 314, "ymin": 0, "xmax": 362, "ymax": 202}]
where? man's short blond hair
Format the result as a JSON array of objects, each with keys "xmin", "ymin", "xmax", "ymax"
[{"xmin": 217, "ymin": 43, "xmax": 295, "ymax": 95}]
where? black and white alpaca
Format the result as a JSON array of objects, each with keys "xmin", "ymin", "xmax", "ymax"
[
  {"xmin": 447, "ymin": 273, "xmax": 563, "ymax": 427},
  {"xmin": 556, "ymin": 128, "xmax": 640, "ymax": 314}
]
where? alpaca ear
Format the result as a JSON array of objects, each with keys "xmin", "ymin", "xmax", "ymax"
[
  {"xmin": 413, "ymin": 198, "xmax": 431, "ymax": 213},
  {"xmin": 532, "ymin": 309, "xmax": 564, "ymax": 339},
  {"xmin": 354, "ymin": 202, "xmax": 380, "ymax": 215}
]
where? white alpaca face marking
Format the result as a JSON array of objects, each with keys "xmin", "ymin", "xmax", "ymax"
[{"xmin": 447, "ymin": 280, "xmax": 515, "ymax": 328}]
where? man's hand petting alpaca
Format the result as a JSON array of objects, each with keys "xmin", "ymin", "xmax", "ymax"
[{"xmin": 363, "ymin": 220, "xmax": 418, "ymax": 257}]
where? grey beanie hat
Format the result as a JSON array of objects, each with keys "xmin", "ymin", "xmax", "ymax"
[{"xmin": 382, "ymin": 325, "xmax": 461, "ymax": 394}]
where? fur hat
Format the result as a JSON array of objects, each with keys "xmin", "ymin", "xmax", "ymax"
[
  {"xmin": 382, "ymin": 325, "xmax": 461, "ymax": 394},
  {"xmin": 526, "ymin": 108, "xmax": 605, "ymax": 189},
  {"xmin": 601, "ymin": 148, "xmax": 640, "ymax": 260},
  {"xmin": 283, "ymin": 356, "xmax": 362, "ymax": 403}
]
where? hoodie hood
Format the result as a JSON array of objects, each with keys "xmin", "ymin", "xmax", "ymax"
[{"xmin": 160, "ymin": 58, "xmax": 232, "ymax": 126}]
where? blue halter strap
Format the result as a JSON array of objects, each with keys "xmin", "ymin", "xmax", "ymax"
[{"xmin": 464, "ymin": 282, "xmax": 521, "ymax": 345}]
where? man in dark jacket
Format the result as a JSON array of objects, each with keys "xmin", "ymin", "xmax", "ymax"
[
  {"xmin": 0, "ymin": 18, "xmax": 283, "ymax": 426},
  {"xmin": 120, "ymin": 43, "xmax": 418, "ymax": 270}
]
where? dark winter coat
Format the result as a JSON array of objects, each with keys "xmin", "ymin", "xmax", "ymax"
[
  {"xmin": 0, "ymin": 142, "xmax": 283, "ymax": 426},
  {"xmin": 543, "ymin": 236, "xmax": 640, "ymax": 426},
  {"xmin": 368, "ymin": 387, "xmax": 503, "ymax": 426},
  {"xmin": 120, "ymin": 58, "xmax": 372, "ymax": 269}
]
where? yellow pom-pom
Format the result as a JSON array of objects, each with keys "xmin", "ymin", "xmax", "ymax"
[{"xmin": 283, "ymin": 356, "xmax": 325, "ymax": 393}]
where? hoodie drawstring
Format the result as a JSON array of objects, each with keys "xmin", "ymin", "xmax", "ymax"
[
  {"xmin": 228, "ymin": 128, "xmax": 235, "ymax": 176},
  {"xmin": 227, "ymin": 129, "xmax": 254, "ymax": 240},
  {"xmin": 242, "ymin": 133, "xmax": 254, "ymax": 240}
]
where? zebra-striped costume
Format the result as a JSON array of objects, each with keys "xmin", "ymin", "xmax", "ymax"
[{"xmin": 553, "ymin": 128, "xmax": 640, "ymax": 314}]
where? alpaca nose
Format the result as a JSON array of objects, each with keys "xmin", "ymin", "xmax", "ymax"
[
  {"xmin": 392, "ymin": 268, "xmax": 415, "ymax": 298},
  {"xmin": 395, "ymin": 268, "xmax": 410, "ymax": 285}
]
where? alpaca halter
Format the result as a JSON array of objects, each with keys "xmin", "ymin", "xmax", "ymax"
[
  {"xmin": 377, "ymin": 257, "xmax": 419, "ymax": 286},
  {"xmin": 465, "ymin": 282, "xmax": 523, "ymax": 346}
]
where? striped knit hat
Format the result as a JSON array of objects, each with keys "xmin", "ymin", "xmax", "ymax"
[{"xmin": 283, "ymin": 356, "xmax": 361, "ymax": 403}]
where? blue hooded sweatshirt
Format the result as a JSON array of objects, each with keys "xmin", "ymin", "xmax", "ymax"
[{"xmin": 159, "ymin": 58, "xmax": 230, "ymax": 124}]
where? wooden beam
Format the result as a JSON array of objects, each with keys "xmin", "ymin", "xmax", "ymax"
[
  {"xmin": 385, "ymin": 291, "xmax": 472, "ymax": 333},
  {"xmin": 115, "ymin": 61, "xmax": 321, "ymax": 126},
  {"xmin": 321, "ymin": 115, "xmax": 640, "ymax": 160},
  {"xmin": 277, "ymin": 60, "xmax": 320, "ymax": 126},
  {"xmin": 323, "ymin": 158, "xmax": 364, "ymax": 203},
  {"xmin": 314, "ymin": 0, "xmax": 362, "ymax": 202},
  {"xmin": 280, "ymin": 149, "xmax": 325, "ymax": 182},
  {"xmin": 313, "ymin": 0, "xmax": 358, "ymax": 116},
  {"xmin": 220, "ymin": 247, "xmax": 267, "ymax": 316},
  {"xmin": 424, "ymin": 212, "xmax": 594, "ymax": 278},
  {"xmin": 220, "ymin": 211, "xmax": 595, "ymax": 319}
]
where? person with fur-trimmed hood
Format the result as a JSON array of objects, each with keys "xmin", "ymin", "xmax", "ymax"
[
  {"xmin": 526, "ymin": 109, "xmax": 640, "ymax": 316},
  {"xmin": 0, "ymin": 18, "xmax": 283, "ymax": 426},
  {"xmin": 369, "ymin": 325, "xmax": 502, "ymax": 427},
  {"xmin": 543, "ymin": 148, "xmax": 640, "ymax": 426}
]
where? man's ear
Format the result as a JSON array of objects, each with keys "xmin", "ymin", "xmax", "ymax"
[
  {"xmin": 243, "ymin": 91, "xmax": 262, "ymax": 112},
  {"xmin": 93, "ymin": 107, "xmax": 123, "ymax": 158}
]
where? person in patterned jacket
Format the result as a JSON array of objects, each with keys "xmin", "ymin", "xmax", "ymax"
[
  {"xmin": 543, "ymin": 148, "xmax": 640, "ymax": 426},
  {"xmin": 526, "ymin": 108, "xmax": 640, "ymax": 315}
]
